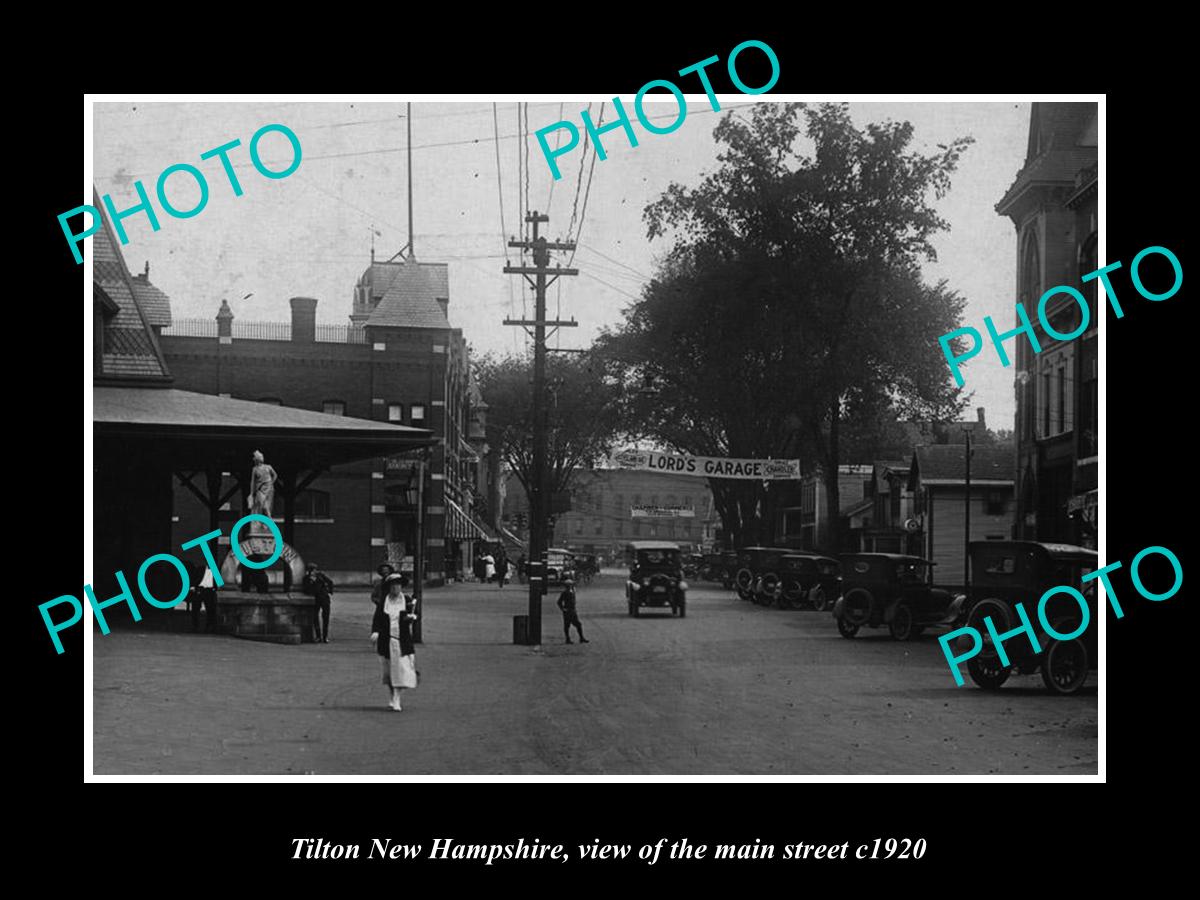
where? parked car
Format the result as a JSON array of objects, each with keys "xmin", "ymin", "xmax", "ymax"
[
  {"xmin": 732, "ymin": 547, "xmax": 795, "ymax": 603},
  {"xmin": 625, "ymin": 541, "xmax": 687, "ymax": 617},
  {"xmin": 771, "ymin": 553, "xmax": 842, "ymax": 610},
  {"xmin": 950, "ymin": 541, "xmax": 1099, "ymax": 695},
  {"xmin": 546, "ymin": 548, "xmax": 575, "ymax": 585},
  {"xmin": 832, "ymin": 554, "xmax": 958, "ymax": 640},
  {"xmin": 702, "ymin": 551, "xmax": 738, "ymax": 587}
]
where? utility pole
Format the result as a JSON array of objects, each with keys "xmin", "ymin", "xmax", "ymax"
[
  {"xmin": 963, "ymin": 428, "xmax": 972, "ymax": 594},
  {"xmin": 503, "ymin": 211, "xmax": 577, "ymax": 644}
]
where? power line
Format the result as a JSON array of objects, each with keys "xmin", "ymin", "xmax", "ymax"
[
  {"xmin": 565, "ymin": 102, "xmax": 593, "ymax": 243},
  {"xmin": 577, "ymin": 241, "xmax": 653, "ymax": 281},
  {"xmin": 567, "ymin": 102, "xmax": 604, "ymax": 268},
  {"xmin": 96, "ymin": 102, "xmax": 762, "ymax": 182},
  {"xmin": 579, "ymin": 269, "xmax": 643, "ymax": 302},
  {"xmin": 545, "ymin": 101, "xmax": 565, "ymax": 215}
]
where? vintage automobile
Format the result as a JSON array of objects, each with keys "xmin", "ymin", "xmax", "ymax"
[
  {"xmin": 769, "ymin": 553, "xmax": 842, "ymax": 611},
  {"xmin": 702, "ymin": 551, "xmax": 739, "ymax": 587},
  {"xmin": 950, "ymin": 541, "xmax": 1099, "ymax": 695},
  {"xmin": 545, "ymin": 548, "xmax": 576, "ymax": 585},
  {"xmin": 574, "ymin": 553, "xmax": 600, "ymax": 584},
  {"xmin": 732, "ymin": 547, "xmax": 795, "ymax": 603},
  {"xmin": 625, "ymin": 541, "xmax": 687, "ymax": 617},
  {"xmin": 832, "ymin": 554, "xmax": 958, "ymax": 640}
]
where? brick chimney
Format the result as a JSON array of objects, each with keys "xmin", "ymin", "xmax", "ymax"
[
  {"xmin": 976, "ymin": 407, "xmax": 986, "ymax": 430},
  {"xmin": 216, "ymin": 299, "xmax": 234, "ymax": 341},
  {"xmin": 290, "ymin": 296, "xmax": 318, "ymax": 343}
]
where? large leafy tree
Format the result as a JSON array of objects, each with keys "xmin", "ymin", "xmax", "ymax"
[
  {"xmin": 601, "ymin": 103, "xmax": 972, "ymax": 550},
  {"xmin": 473, "ymin": 351, "xmax": 625, "ymax": 508}
]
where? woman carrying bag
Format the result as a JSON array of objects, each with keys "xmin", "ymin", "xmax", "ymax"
[{"xmin": 370, "ymin": 573, "xmax": 419, "ymax": 711}]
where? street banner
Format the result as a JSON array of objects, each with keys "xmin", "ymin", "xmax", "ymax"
[
  {"xmin": 611, "ymin": 448, "xmax": 801, "ymax": 480},
  {"xmin": 631, "ymin": 505, "xmax": 696, "ymax": 518}
]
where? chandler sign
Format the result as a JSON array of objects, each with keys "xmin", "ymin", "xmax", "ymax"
[{"xmin": 611, "ymin": 449, "xmax": 800, "ymax": 480}]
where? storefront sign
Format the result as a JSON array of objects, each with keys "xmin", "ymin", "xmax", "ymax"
[
  {"xmin": 611, "ymin": 449, "xmax": 800, "ymax": 480},
  {"xmin": 631, "ymin": 505, "xmax": 696, "ymax": 518}
]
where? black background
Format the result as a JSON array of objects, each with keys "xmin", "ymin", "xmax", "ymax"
[{"xmin": 23, "ymin": 22, "xmax": 1187, "ymax": 888}]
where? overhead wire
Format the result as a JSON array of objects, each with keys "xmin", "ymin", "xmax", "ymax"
[{"xmin": 492, "ymin": 102, "xmax": 519, "ymax": 354}]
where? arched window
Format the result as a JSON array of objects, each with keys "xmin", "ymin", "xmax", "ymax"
[{"xmin": 1020, "ymin": 230, "xmax": 1040, "ymax": 440}]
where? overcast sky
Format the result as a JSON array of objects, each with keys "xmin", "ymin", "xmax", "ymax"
[{"xmin": 92, "ymin": 98, "xmax": 1030, "ymax": 429}]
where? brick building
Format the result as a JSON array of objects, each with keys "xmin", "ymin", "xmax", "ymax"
[
  {"xmin": 996, "ymin": 102, "xmax": 1098, "ymax": 548},
  {"xmin": 160, "ymin": 254, "xmax": 494, "ymax": 585},
  {"xmin": 503, "ymin": 468, "xmax": 716, "ymax": 563}
]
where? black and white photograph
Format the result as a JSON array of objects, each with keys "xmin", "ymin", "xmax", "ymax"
[{"xmin": 77, "ymin": 93, "xmax": 1111, "ymax": 778}]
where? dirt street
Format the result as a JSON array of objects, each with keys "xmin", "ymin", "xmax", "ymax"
[{"xmin": 93, "ymin": 573, "xmax": 1098, "ymax": 775}]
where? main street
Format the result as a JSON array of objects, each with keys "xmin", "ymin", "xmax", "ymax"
[{"xmin": 93, "ymin": 574, "xmax": 1098, "ymax": 775}]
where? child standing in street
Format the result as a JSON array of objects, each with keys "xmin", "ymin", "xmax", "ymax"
[{"xmin": 557, "ymin": 578, "xmax": 589, "ymax": 645}]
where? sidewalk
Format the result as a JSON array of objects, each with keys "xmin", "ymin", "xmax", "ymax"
[{"xmin": 92, "ymin": 579, "xmax": 564, "ymax": 775}]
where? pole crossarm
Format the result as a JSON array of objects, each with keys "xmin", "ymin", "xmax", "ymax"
[
  {"xmin": 501, "ymin": 319, "xmax": 578, "ymax": 328},
  {"xmin": 502, "ymin": 266, "xmax": 580, "ymax": 276}
]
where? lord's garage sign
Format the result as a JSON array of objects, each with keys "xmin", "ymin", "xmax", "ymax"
[{"xmin": 612, "ymin": 449, "xmax": 799, "ymax": 480}]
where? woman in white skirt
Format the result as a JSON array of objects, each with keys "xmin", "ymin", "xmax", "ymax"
[{"xmin": 370, "ymin": 573, "xmax": 418, "ymax": 711}]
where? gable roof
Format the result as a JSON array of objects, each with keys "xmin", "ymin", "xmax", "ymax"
[
  {"xmin": 997, "ymin": 102, "xmax": 1098, "ymax": 216},
  {"xmin": 364, "ymin": 259, "xmax": 451, "ymax": 329},
  {"xmin": 131, "ymin": 271, "xmax": 173, "ymax": 327},
  {"xmin": 93, "ymin": 188, "xmax": 172, "ymax": 383},
  {"xmin": 910, "ymin": 445, "xmax": 1014, "ymax": 488}
]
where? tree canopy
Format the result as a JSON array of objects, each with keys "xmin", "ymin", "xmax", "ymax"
[
  {"xmin": 473, "ymin": 350, "xmax": 625, "ymax": 504},
  {"xmin": 600, "ymin": 102, "xmax": 973, "ymax": 549}
]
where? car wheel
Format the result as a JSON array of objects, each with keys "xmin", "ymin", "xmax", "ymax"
[
  {"xmin": 758, "ymin": 572, "xmax": 780, "ymax": 607},
  {"xmin": 966, "ymin": 598, "xmax": 1013, "ymax": 658},
  {"xmin": 837, "ymin": 617, "xmax": 859, "ymax": 639},
  {"xmin": 782, "ymin": 579, "xmax": 804, "ymax": 609},
  {"xmin": 1041, "ymin": 637, "xmax": 1088, "ymax": 695},
  {"xmin": 809, "ymin": 585, "xmax": 829, "ymax": 612},
  {"xmin": 889, "ymin": 602, "xmax": 916, "ymax": 641},
  {"xmin": 842, "ymin": 588, "xmax": 873, "ymax": 626},
  {"xmin": 734, "ymin": 567, "xmax": 754, "ymax": 593},
  {"xmin": 967, "ymin": 655, "xmax": 1011, "ymax": 690}
]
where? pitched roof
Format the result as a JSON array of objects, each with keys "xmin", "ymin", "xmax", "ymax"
[
  {"xmin": 93, "ymin": 189, "xmax": 171, "ymax": 383},
  {"xmin": 911, "ymin": 445, "xmax": 1014, "ymax": 486},
  {"xmin": 364, "ymin": 260, "xmax": 451, "ymax": 329},
  {"xmin": 130, "ymin": 272, "xmax": 173, "ymax": 327},
  {"xmin": 996, "ymin": 102, "xmax": 1098, "ymax": 215}
]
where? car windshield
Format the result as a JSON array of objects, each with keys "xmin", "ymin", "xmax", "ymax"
[
  {"xmin": 639, "ymin": 549, "xmax": 679, "ymax": 567},
  {"xmin": 896, "ymin": 561, "xmax": 928, "ymax": 583}
]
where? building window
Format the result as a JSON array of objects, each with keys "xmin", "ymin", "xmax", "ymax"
[
  {"xmin": 411, "ymin": 404, "xmax": 426, "ymax": 425},
  {"xmin": 323, "ymin": 400, "xmax": 346, "ymax": 417},
  {"xmin": 295, "ymin": 489, "xmax": 331, "ymax": 520},
  {"xmin": 1057, "ymin": 366, "xmax": 1066, "ymax": 434},
  {"xmin": 1080, "ymin": 336, "xmax": 1098, "ymax": 457},
  {"xmin": 595, "ymin": 521, "xmax": 603, "ymax": 535},
  {"xmin": 986, "ymin": 491, "xmax": 1007, "ymax": 516},
  {"xmin": 1042, "ymin": 372, "xmax": 1051, "ymax": 438},
  {"xmin": 388, "ymin": 403, "xmax": 404, "ymax": 423}
]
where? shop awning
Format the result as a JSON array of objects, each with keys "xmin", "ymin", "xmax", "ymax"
[
  {"xmin": 94, "ymin": 386, "xmax": 436, "ymax": 470},
  {"xmin": 444, "ymin": 497, "xmax": 494, "ymax": 542}
]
